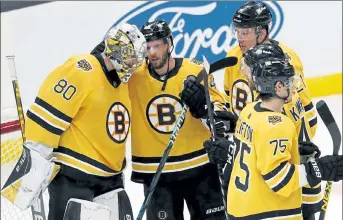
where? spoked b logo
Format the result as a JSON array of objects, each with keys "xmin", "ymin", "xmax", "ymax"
[{"xmin": 157, "ymin": 210, "xmax": 168, "ymax": 220}]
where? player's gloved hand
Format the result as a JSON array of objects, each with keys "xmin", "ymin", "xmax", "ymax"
[
  {"xmin": 303, "ymin": 155, "xmax": 343, "ymax": 187},
  {"xmin": 203, "ymin": 138, "xmax": 234, "ymax": 167},
  {"xmin": 91, "ymin": 40, "xmax": 105, "ymax": 55},
  {"xmin": 179, "ymin": 75, "xmax": 207, "ymax": 118},
  {"xmin": 298, "ymin": 141, "xmax": 321, "ymax": 163},
  {"xmin": 207, "ymin": 110, "xmax": 238, "ymax": 139}
]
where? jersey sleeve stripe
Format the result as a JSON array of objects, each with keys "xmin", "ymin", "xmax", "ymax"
[
  {"xmin": 35, "ymin": 97, "xmax": 72, "ymax": 123},
  {"xmin": 262, "ymin": 161, "xmax": 288, "ymax": 181},
  {"xmin": 27, "ymin": 110, "xmax": 64, "ymax": 135},
  {"xmin": 33, "ymin": 103, "xmax": 70, "ymax": 126},
  {"xmin": 304, "ymin": 102, "xmax": 314, "ymax": 112},
  {"xmin": 271, "ymin": 164, "xmax": 295, "ymax": 192},
  {"xmin": 302, "ymin": 184, "xmax": 321, "ymax": 194},
  {"xmin": 309, "ymin": 116, "xmax": 318, "ymax": 127}
]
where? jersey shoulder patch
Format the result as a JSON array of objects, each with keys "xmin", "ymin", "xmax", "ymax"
[
  {"xmin": 268, "ymin": 115, "xmax": 283, "ymax": 125},
  {"xmin": 189, "ymin": 58, "xmax": 203, "ymax": 66},
  {"xmin": 76, "ymin": 58, "xmax": 93, "ymax": 72}
]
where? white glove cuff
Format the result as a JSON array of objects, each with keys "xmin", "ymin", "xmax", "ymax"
[{"xmin": 25, "ymin": 141, "xmax": 53, "ymax": 160}]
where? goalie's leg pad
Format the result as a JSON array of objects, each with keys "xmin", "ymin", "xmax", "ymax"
[
  {"xmin": 48, "ymin": 174, "xmax": 95, "ymax": 220},
  {"xmin": 63, "ymin": 198, "xmax": 111, "ymax": 220},
  {"xmin": 93, "ymin": 188, "xmax": 133, "ymax": 220}
]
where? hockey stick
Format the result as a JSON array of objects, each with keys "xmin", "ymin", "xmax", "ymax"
[
  {"xmin": 136, "ymin": 56, "xmax": 238, "ymax": 220},
  {"xmin": 202, "ymin": 55, "xmax": 230, "ymax": 220},
  {"xmin": 6, "ymin": 56, "xmax": 47, "ymax": 220},
  {"xmin": 316, "ymin": 100, "xmax": 342, "ymax": 220}
]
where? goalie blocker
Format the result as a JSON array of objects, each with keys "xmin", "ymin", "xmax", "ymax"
[{"xmin": 1, "ymin": 141, "xmax": 60, "ymax": 211}]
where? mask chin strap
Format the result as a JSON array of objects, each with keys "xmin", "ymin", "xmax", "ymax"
[{"xmin": 161, "ymin": 39, "xmax": 174, "ymax": 91}]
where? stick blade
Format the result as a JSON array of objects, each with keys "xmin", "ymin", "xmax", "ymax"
[
  {"xmin": 316, "ymin": 100, "xmax": 341, "ymax": 155},
  {"xmin": 209, "ymin": 56, "xmax": 238, "ymax": 73}
]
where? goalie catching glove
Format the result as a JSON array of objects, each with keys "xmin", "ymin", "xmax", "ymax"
[{"xmin": 1, "ymin": 141, "xmax": 60, "ymax": 210}]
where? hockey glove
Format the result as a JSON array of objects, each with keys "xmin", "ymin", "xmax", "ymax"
[
  {"xmin": 207, "ymin": 110, "xmax": 238, "ymax": 139},
  {"xmin": 91, "ymin": 40, "xmax": 105, "ymax": 55},
  {"xmin": 179, "ymin": 75, "xmax": 207, "ymax": 118},
  {"xmin": 298, "ymin": 141, "xmax": 321, "ymax": 163},
  {"xmin": 203, "ymin": 138, "xmax": 234, "ymax": 167},
  {"xmin": 303, "ymin": 155, "xmax": 343, "ymax": 187}
]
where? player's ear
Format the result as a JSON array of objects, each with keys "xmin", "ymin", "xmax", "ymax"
[
  {"xmin": 258, "ymin": 29, "xmax": 268, "ymax": 42},
  {"xmin": 274, "ymin": 81, "xmax": 283, "ymax": 93}
]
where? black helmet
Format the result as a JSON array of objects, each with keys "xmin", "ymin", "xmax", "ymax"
[
  {"xmin": 141, "ymin": 20, "xmax": 172, "ymax": 44},
  {"xmin": 233, "ymin": 1, "xmax": 272, "ymax": 29},
  {"xmin": 252, "ymin": 58, "xmax": 295, "ymax": 95},
  {"xmin": 244, "ymin": 44, "xmax": 285, "ymax": 67}
]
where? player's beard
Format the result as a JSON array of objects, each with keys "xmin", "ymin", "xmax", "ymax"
[{"xmin": 151, "ymin": 49, "xmax": 169, "ymax": 70}]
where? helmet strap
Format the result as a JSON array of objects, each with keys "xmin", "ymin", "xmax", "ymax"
[
  {"xmin": 273, "ymin": 86, "xmax": 291, "ymax": 103},
  {"xmin": 161, "ymin": 43, "xmax": 174, "ymax": 91}
]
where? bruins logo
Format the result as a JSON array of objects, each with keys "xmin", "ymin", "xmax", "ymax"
[
  {"xmin": 146, "ymin": 94, "xmax": 184, "ymax": 134},
  {"xmin": 268, "ymin": 115, "xmax": 282, "ymax": 125},
  {"xmin": 106, "ymin": 102, "xmax": 130, "ymax": 143},
  {"xmin": 76, "ymin": 59, "xmax": 93, "ymax": 72},
  {"xmin": 231, "ymin": 79, "xmax": 254, "ymax": 117}
]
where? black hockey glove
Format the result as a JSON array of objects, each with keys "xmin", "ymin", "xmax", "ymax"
[
  {"xmin": 298, "ymin": 141, "xmax": 321, "ymax": 163},
  {"xmin": 179, "ymin": 75, "xmax": 207, "ymax": 118},
  {"xmin": 303, "ymin": 155, "xmax": 343, "ymax": 187},
  {"xmin": 203, "ymin": 138, "xmax": 234, "ymax": 167},
  {"xmin": 207, "ymin": 110, "xmax": 238, "ymax": 139},
  {"xmin": 91, "ymin": 40, "xmax": 105, "ymax": 55}
]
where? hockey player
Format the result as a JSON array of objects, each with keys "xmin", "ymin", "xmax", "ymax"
[
  {"xmin": 91, "ymin": 19, "xmax": 236, "ymax": 219},
  {"xmin": 131, "ymin": 20, "xmax": 232, "ymax": 220},
  {"xmin": 224, "ymin": 2, "xmax": 320, "ymax": 218},
  {"xmin": 204, "ymin": 57, "xmax": 343, "ymax": 219},
  {"xmin": 19, "ymin": 23, "xmax": 146, "ymax": 220}
]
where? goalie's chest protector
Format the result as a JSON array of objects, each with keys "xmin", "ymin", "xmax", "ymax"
[{"xmin": 128, "ymin": 59, "xmax": 210, "ymax": 175}]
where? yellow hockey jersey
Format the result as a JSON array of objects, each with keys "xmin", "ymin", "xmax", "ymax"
[
  {"xmin": 224, "ymin": 41, "xmax": 321, "ymax": 208},
  {"xmin": 129, "ymin": 58, "xmax": 226, "ymax": 183},
  {"xmin": 228, "ymin": 102, "xmax": 302, "ymax": 219},
  {"xmin": 25, "ymin": 54, "xmax": 131, "ymax": 181},
  {"xmin": 224, "ymin": 41, "xmax": 316, "ymax": 136}
]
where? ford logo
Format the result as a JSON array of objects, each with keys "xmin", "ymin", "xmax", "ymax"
[{"xmin": 112, "ymin": 1, "xmax": 284, "ymax": 63}]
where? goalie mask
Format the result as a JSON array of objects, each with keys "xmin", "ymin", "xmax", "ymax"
[{"xmin": 104, "ymin": 23, "xmax": 147, "ymax": 83}]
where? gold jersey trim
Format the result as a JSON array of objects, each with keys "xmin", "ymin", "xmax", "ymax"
[{"xmin": 53, "ymin": 146, "xmax": 125, "ymax": 177}]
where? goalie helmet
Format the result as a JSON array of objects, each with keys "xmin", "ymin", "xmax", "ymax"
[
  {"xmin": 141, "ymin": 20, "xmax": 173, "ymax": 45},
  {"xmin": 244, "ymin": 44, "xmax": 286, "ymax": 67},
  {"xmin": 233, "ymin": 1, "xmax": 272, "ymax": 29},
  {"xmin": 104, "ymin": 23, "xmax": 147, "ymax": 83},
  {"xmin": 252, "ymin": 58, "xmax": 295, "ymax": 95}
]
